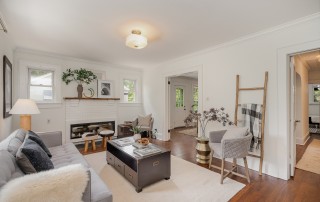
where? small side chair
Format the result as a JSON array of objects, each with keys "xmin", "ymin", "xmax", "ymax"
[{"xmin": 208, "ymin": 128, "xmax": 252, "ymax": 184}]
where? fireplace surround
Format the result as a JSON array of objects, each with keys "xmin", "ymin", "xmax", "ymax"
[{"xmin": 70, "ymin": 121, "xmax": 115, "ymax": 140}]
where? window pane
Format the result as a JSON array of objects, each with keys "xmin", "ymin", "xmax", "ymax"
[
  {"xmin": 30, "ymin": 86, "xmax": 53, "ymax": 101},
  {"xmin": 30, "ymin": 69, "xmax": 53, "ymax": 85},
  {"xmin": 176, "ymin": 88, "xmax": 184, "ymax": 108},
  {"xmin": 193, "ymin": 86, "xmax": 198, "ymax": 111},
  {"xmin": 123, "ymin": 79, "xmax": 136, "ymax": 102},
  {"xmin": 314, "ymin": 87, "xmax": 320, "ymax": 102}
]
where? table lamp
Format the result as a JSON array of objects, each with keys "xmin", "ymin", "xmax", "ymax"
[{"xmin": 9, "ymin": 99, "xmax": 40, "ymax": 130}]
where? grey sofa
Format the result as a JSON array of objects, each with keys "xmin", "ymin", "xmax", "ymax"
[{"xmin": 0, "ymin": 129, "xmax": 112, "ymax": 202}]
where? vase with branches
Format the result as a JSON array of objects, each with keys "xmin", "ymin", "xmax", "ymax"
[
  {"xmin": 62, "ymin": 68, "xmax": 97, "ymax": 98},
  {"xmin": 184, "ymin": 107, "xmax": 233, "ymax": 139}
]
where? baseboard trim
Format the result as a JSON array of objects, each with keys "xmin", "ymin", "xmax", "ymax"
[{"xmin": 296, "ymin": 132, "xmax": 310, "ymax": 145}]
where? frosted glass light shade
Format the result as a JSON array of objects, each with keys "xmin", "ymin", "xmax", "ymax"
[
  {"xmin": 10, "ymin": 99, "xmax": 40, "ymax": 115},
  {"xmin": 126, "ymin": 30, "xmax": 148, "ymax": 49}
]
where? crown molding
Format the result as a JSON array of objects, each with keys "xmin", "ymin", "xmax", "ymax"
[{"xmin": 14, "ymin": 47, "xmax": 143, "ymax": 72}]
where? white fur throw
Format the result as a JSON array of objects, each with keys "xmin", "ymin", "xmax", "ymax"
[{"xmin": 0, "ymin": 164, "xmax": 89, "ymax": 202}]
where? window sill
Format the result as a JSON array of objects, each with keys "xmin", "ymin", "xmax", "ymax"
[
  {"xmin": 119, "ymin": 102, "xmax": 143, "ymax": 106},
  {"xmin": 36, "ymin": 102, "xmax": 63, "ymax": 109}
]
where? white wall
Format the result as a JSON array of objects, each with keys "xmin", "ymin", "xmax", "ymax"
[
  {"xmin": 143, "ymin": 15, "xmax": 320, "ymax": 179},
  {"xmin": 169, "ymin": 76, "xmax": 197, "ymax": 129},
  {"xmin": 0, "ymin": 30, "xmax": 15, "ymax": 140},
  {"xmin": 294, "ymin": 56, "xmax": 309, "ymax": 145},
  {"xmin": 12, "ymin": 49, "xmax": 143, "ymax": 137}
]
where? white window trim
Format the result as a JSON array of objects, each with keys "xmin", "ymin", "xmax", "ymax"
[
  {"xmin": 28, "ymin": 68, "xmax": 55, "ymax": 103},
  {"xmin": 19, "ymin": 60, "xmax": 62, "ymax": 105},
  {"xmin": 120, "ymin": 74, "xmax": 141, "ymax": 103}
]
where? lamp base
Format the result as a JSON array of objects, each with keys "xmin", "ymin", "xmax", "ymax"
[{"xmin": 20, "ymin": 115, "xmax": 31, "ymax": 131}]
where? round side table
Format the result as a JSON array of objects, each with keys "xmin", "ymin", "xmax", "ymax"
[{"xmin": 195, "ymin": 137, "xmax": 211, "ymax": 164}]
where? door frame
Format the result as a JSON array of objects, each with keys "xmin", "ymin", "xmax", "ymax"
[
  {"xmin": 164, "ymin": 65, "xmax": 203, "ymax": 140},
  {"xmin": 277, "ymin": 39, "xmax": 320, "ymax": 180}
]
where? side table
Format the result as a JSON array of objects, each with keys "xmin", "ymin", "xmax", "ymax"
[
  {"xmin": 117, "ymin": 124, "xmax": 133, "ymax": 138},
  {"xmin": 195, "ymin": 137, "xmax": 211, "ymax": 164}
]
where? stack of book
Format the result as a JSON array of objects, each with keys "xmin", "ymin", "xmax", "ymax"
[{"xmin": 133, "ymin": 145, "xmax": 162, "ymax": 157}]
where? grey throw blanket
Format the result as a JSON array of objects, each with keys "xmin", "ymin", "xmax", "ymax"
[{"xmin": 240, "ymin": 104, "xmax": 262, "ymax": 151}]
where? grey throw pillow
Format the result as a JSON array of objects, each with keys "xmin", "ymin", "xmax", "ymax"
[
  {"xmin": 27, "ymin": 130, "xmax": 52, "ymax": 158},
  {"xmin": 7, "ymin": 129, "xmax": 27, "ymax": 157},
  {"xmin": 16, "ymin": 138, "xmax": 54, "ymax": 174}
]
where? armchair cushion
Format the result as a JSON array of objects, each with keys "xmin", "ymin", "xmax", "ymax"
[
  {"xmin": 138, "ymin": 114, "xmax": 152, "ymax": 127},
  {"xmin": 222, "ymin": 127, "xmax": 249, "ymax": 140}
]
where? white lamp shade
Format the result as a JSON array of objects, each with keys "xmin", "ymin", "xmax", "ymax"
[
  {"xmin": 126, "ymin": 33, "xmax": 148, "ymax": 49},
  {"xmin": 9, "ymin": 99, "xmax": 40, "ymax": 115}
]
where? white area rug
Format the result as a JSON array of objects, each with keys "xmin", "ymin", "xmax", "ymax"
[
  {"xmin": 178, "ymin": 127, "xmax": 197, "ymax": 136},
  {"xmin": 85, "ymin": 152, "xmax": 245, "ymax": 202},
  {"xmin": 296, "ymin": 139, "xmax": 320, "ymax": 174}
]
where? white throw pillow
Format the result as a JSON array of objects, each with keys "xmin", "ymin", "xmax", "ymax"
[
  {"xmin": 138, "ymin": 114, "xmax": 152, "ymax": 127},
  {"xmin": 222, "ymin": 127, "xmax": 249, "ymax": 140},
  {"xmin": 0, "ymin": 164, "xmax": 89, "ymax": 202}
]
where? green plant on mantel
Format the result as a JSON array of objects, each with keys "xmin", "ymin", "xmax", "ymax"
[
  {"xmin": 62, "ymin": 68, "xmax": 97, "ymax": 98},
  {"xmin": 62, "ymin": 68, "xmax": 97, "ymax": 85}
]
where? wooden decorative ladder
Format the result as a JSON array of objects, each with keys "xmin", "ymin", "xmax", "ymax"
[{"xmin": 234, "ymin": 71, "xmax": 268, "ymax": 175}]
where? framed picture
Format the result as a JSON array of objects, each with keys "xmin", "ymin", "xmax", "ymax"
[
  {"xmin": 3, "ymin": 55, "xmax": 12, "ymax": 118},
  {"xmin": 97, "ymin": 80, "xmax": 113, "ymax": 98}
]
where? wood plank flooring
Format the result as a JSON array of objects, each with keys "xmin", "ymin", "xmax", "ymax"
[{"xmin": 78, "ymin": 129, "xmax": 320, "ymax": 201}]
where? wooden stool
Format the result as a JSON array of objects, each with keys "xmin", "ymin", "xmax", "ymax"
[
  {"xmin": 82, "ymin": 132, "xmax": 99, "ymax": 153},
  {"xmin": 99, "ymin": 129, "xmax": 114, "ymax": 148}
]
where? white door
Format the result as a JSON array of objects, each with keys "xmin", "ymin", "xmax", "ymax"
[
  {"xmin": 290, "ymin": 57, "xmax": 298, "ymax": 176},
  {"xmin": 174, "ymin": 85, "xmax": 187, "ymax": 128}
]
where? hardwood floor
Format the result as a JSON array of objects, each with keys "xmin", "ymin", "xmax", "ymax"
[
  {"xmin": 78, "ymin": 130, "xmax": 320, "ymax": 201},
  {"xmin": 151, "ymin": 129, "xmax": 320, "ymax": 202}
]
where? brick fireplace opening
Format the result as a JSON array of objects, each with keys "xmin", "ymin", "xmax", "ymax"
[{"xmin": 70, "ymin": 121, "xmax": 115, "ymax": 141}]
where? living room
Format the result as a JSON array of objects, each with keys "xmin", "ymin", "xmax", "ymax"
[{"xmin": 1, "ymin": 1, "xmax": 320, "ymax": 202}]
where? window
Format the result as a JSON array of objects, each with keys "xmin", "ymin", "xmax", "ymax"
[
  {"xmin": 175, "ymin": 88, "xmax": 184, "ymax": 107},
  {"xmin": 314, "ymin": 85, "xmax": 320, "ymax": 102},
  {"xmin": 28, "ymin": 68, "xmax": 54, "ymax": 102},
  {"xmin": 123, "ymin": 79, "xmax": 136, "ymax": 102},
  {"xmin": 192, "ymin": 85, "xmax": 198, "ymax": 112}
]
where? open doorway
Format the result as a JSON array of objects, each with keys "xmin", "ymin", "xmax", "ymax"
[
  {"xmin": 290, "ymin": 49, "xmax": 320, "ymax": 176},
  {"xmin": 168, "ymin": 71, "xmax": 199, "ymax": 139}
]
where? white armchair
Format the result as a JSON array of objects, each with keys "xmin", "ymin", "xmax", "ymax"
[
  {"xmin": 132, "ymin": 114, "xmax": 154, "ymax": 137},
  {"xmin": 208, "ymin": 127, "xmax": 252, "ymax": 184}
]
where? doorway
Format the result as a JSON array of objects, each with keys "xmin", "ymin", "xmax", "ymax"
[
  {"xmin": 167, "ymin": 71, "xmax": 199, "ymax": 139},
  {"xmin": 290, "ymin": 49, "xmax": 320, "ymax": 176}
]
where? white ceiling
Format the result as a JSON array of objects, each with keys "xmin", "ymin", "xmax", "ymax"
[{"xmin": 1, "ymin": 0, "xmax": 319, "ymax": 68}]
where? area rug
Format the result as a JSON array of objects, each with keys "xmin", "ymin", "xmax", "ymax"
[
  {"xmin": 85, "ymin": 152, "xmax": 245, "ymax": 202},
  {"xmin": 296, "ymin": 139, "xmax": 320, "ymax": 174},
  {"xmin": 178, "ymin": 127, "xmax": 197, "ymax": 137}
]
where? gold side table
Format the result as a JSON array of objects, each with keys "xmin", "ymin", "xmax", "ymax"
[{"xmin": 195, "ymin": 137, "xmax": 211, "ymax": 164}]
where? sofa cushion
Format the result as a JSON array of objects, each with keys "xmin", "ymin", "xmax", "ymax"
[
  {"xmin": 16, "ymin": 138, "xmax": 54, "ymax": 174},
  {"xmin": 0, "ymin": 150, "xmax": 24, "ymax": 189},
  {"xmin": 27, "ymin": 130, "xmax": 52, "ymax": 158},
  {"xmin": 138, "ymin": 114, "xmax": 152, "ymax": 127},
  {"xmin": 50, "ymin": 143, "xmax": 89, "ymax": 168},
  {"xmin": 89, "ymin": 168, "xmax": 113, "ymax": 202}
]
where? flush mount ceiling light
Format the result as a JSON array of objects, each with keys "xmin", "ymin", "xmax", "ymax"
[{"xmin": 126, "ymin": 30, "xmax": 148, "ymax": 49}]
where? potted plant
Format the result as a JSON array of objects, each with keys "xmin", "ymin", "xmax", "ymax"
[
  {"xmin": 184, "ymin": 107, "xmax": 233, "ymax": 140},
  {"xmin": 62, "ymin": 68, "xmax": 97, "ymax": 98},
  {"xmin": 131, "ymin": 126, "xmax": 142, "ymax": 141}
]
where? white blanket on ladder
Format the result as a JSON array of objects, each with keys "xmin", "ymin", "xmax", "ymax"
[{"xmin": 238, "ymin": 104, "xmax": 262, "ymax": 149}]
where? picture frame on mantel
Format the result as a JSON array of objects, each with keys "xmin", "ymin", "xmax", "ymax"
[
  {"xmin": 98, "ymin": 80, "xmax": 113, "ymax": 98},
  {"xmin": 3, "ymin": 55, "xmax": 12, "ymax": 118}
]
